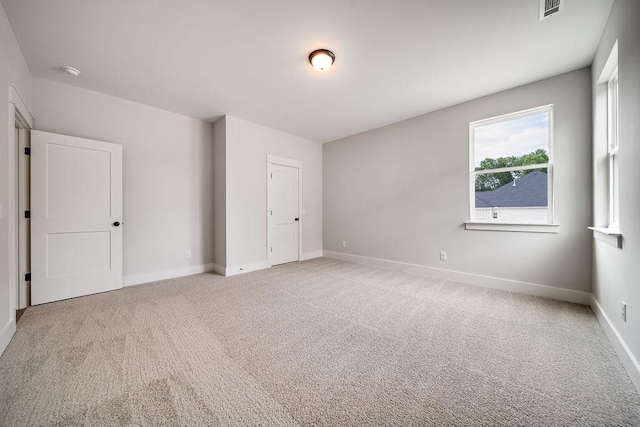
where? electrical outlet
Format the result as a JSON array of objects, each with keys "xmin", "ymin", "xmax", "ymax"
[
  {"xmin": 185, "ymin": 251, "xmax": 191, "ymax": 259},
  {"xmin": 341, "ymin": 240, "xmax": 347, "ymax": 248},
  {"xmin": 439, "ymin": 251, "xmax": 447, "ymax": 261},
  {"xmin": 621, "ymin": 301, "xmax": 627, "ymax": 322}
]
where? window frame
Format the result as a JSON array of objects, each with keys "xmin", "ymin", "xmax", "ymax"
[
  {"xmin": 468, "ymin": 104, "xmax": 555, "ymax": 227},
  {"xmin": 589, "ymin": 40, "xmax": 621, "ymax": 247},
  {"xmin": 607, "ymin": 69, "xmax": 619, "ymax": 230}
]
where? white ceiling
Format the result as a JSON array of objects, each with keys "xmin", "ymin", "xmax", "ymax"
[{"xmin": 1, "ymin": 0, "xmax": 613, "ymax": 142}]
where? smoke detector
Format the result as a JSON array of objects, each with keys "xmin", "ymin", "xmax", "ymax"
[
  {"xmin": 62, "ymin": 66, "xmax": 80, "ymax": 77},
  {"xmin": 539, "ymin": 0, "xmax": 563, "ymax": 21}
]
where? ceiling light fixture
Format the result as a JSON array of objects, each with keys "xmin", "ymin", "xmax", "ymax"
[
  {"xmin": 309, "ymin": 49, "xmax": 335, "ymax": 72},
  {"xmin": 62, "ymin": 66, "xmax": 80, "ymax": 77}
]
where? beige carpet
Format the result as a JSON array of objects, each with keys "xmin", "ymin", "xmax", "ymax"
[{"xmin": 1, "ymin": 258, "xmax": 639, "ymax": 426}]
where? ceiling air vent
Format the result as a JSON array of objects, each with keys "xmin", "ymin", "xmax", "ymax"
[{"xmin": 539, "ymin": 0, "xmax": 563, "ymax": 21}]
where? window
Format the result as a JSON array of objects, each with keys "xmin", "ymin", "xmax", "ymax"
[
  {"xmin": 469, "ymin": 105, "xmax": 553, "ymax": 225},
  {"xmin": 588, "ymin": 41, "xmax": 621, "ymax": 247},
  {"xmin": 607, "ymin": 69, "xmax": 619, "ymax": 229}
]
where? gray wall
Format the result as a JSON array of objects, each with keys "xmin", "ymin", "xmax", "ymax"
[
  {"xmin": 591, "ymin": 0, "xmax": 640, "ymax": 383},
  {"xmin": 213, "ymin": 117, "xmax": 226, "ymax": 269},
  {"xmin": 32, "ymin": 78, "xmax": 215, "ymax": 284},
  {"xmin": 324, "ymin": 68, "xmax": 593, "ymax": 292},
  {"xmin": 224, "ymin": 115, "xmax": 323, "ymax": 272}
]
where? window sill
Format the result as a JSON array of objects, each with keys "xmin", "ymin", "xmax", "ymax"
[
  {"xmin": 465, "ymin": 222, "xmax": 560, "ymax": 233},
  {"xmin": 588, "ymin": 227, "xmax": 622, "ymax": 248}
]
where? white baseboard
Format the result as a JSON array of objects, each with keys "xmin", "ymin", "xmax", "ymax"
[
  {"xmin": 213, "ymin": 252, "xmax": 322, "ymax": 277},
  {"xmin": 0, "ymin": 318, "xmax": 16, "ymax": 357},
  {"xmin": 123, "ymin": 263, "xmax": 218, "ymax": 287},
  {"xmin": 225, "ymin": 261, "xmax": 271, "ymax": 277},
  {"xmin": 300, "ymin": 250, "xmax": 323, "ymax": 261},
  {"xmin": 590, "ymin": 295, "xmax": 640, "ymax": 392},
  {"xmin": 210, "ymin": 264, "xmax": 225, "ymax": 276},
  {"xmin": 323, "ymin": 251, "xmax": 591, "ymax": 305}
]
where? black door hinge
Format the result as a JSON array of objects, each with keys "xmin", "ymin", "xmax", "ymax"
[
  {"xmin": 24, "ymin": 147, "xmax": 31, "ymax": 155},
  {"xmin": 24, "ymin": 210, "xmax": 30, "ymax": 219},
  {"xmin": 25, "ymin": 273, "xmax": 31, "ymax": 281}
]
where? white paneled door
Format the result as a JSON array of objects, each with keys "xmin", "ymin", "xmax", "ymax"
[
  {"xmin": 30, "ymin": 131, "xmax": 123, "ymax": 305},
  {"xmin": 268, "ymin": 163, "xmax": 300, "ymax": 266}
]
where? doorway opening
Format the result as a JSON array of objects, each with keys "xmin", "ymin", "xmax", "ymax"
[
  {"xmin": 9, "ymin": 84, "xmax": 34, "ymax": 313},
  {"xmin": 15, "ymin": 124, "xmax": 30, "ymax": 309}
]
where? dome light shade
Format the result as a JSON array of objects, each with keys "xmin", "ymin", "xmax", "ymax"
[{"xmin": 309, "ymin": 49, "xmax": 335, "ymax": 72}]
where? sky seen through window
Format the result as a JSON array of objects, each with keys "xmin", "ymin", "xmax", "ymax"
[{"xmin": 474, "ymin": 112, "xmax": 549, "ymax": 167}]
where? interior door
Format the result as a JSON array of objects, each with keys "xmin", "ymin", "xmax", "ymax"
[
  {"xmin": 269, "ymin": 163, "xmax": 299, "ymax": 265},
  {"xmin": 30, "ymin": 130, "xmax": 123, "ymax": 305}
]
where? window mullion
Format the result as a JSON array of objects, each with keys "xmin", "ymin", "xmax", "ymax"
[{"xmin": 473, "ymin": 163, "xmax": 548, "ymax": 176}]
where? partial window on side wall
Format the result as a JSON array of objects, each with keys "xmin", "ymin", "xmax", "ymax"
[
  {"xmin": 596, "ymin": 40, "xmax": 619, "ymax": 232},
  {"xmin": 607, "ymin": 69, "xmax": 619, "ymax": 229}
]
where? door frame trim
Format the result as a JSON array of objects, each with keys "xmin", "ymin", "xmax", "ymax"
[
  {"xmin": 8, "ymin": 84, "xmax": 34, "ymax": 314},
  {"xmin": 266, "ymin": 154, "xmax": 302, "ymax": 267}
]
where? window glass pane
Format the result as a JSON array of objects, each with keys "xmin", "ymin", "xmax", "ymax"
[
  {"xmin": 609, "ymin": 75, "xmax": 618, "ymax": 151},
  {"xmin": 474, "ymin": 169, "xmax": 548, "ymax": 222},
  {"xmin": 474, "ymin": 112, "xmax": 549, "ymax": 168},
  {"xmin": 611, "ymin": 154, "xmax": 619, "ymax": 226},
  {"xmin": 607, "ymin": 70, "xmax": 619, "ymax": 228}
]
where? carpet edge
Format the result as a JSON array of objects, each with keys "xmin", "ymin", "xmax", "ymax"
[
  {"xmin": 591, "ymin": 294, "xmax": 640, "ymax": 393},
  {"xmin": 323, "ymin": 251, "xmax": 591, "ymax": 305}
]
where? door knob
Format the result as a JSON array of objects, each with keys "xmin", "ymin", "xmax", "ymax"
[
  {"xmin": 294, "ymin": 218, "xmax": 299, "ymax": 221},
  {"xmin": 113, "ymin": 221, "xmax": 121, "ymax": 227}
]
